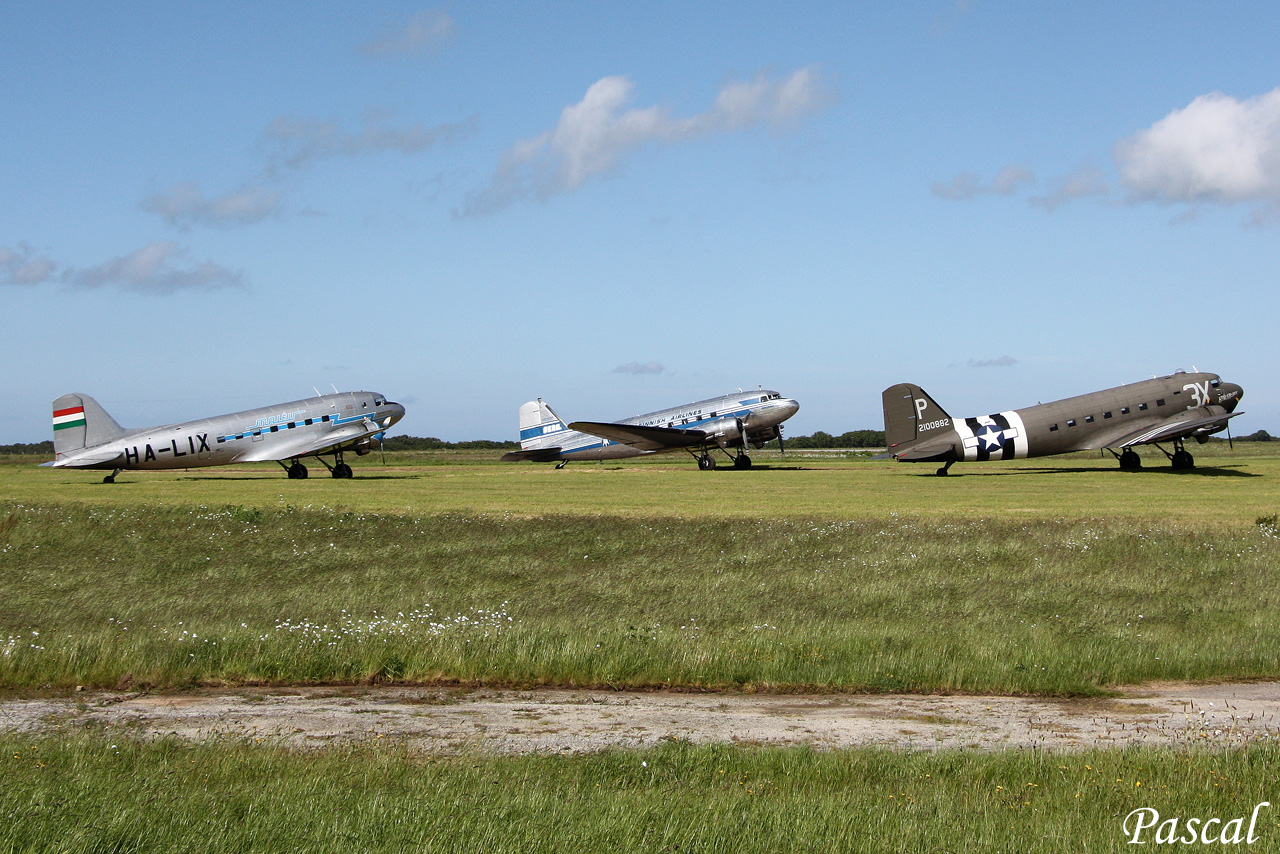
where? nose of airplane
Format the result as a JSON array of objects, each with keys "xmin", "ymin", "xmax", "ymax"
[
  {"xmin": 382, "ymin": 401, "xmax": 406, "ymax": 428},
  {"xmin": 1219, "ymin": 383, "xmax": 1244, "ymax": 412},
  {"xmin": 777, "ymin": 398, "xmax": 800, "ymax": 420}
]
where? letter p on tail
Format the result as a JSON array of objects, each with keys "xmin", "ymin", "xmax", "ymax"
[{"xmin": 881, "ymin": 383, "xmax": 953, "ymax": 449}]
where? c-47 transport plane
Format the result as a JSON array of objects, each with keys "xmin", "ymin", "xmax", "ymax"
[
  {"xmin": 502, "ymin": 390, "xmax": 800, "ymax": 469},
  {"xmin": 48, "ymin": 391, "xmax": 405, "ymax": 482},
  {"xmin": 877, "ymin": 371, "xmax": 1242, "ymax": 475}
]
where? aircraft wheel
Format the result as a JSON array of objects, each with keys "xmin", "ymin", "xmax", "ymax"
[
  {"xmin": 698, "ymin": 454, "xmax": 716, "ymax": 471},
  {"xmin": 1172, "ymin": 450, "xmax": 1194, "ymax": 470},
  {"xmin": 103, "ymin": 475, "xmax": 115, "ymax": 484},
  {"xmin": 935, "ymin": 466, "xmax": 949, "ymax": 477},
  {"xmin": 734, "ymin": 455, "xmax": 752, "ymax": 469},
  {"xmin": 1119, "ymin": 450, "xmax": 1141, "ymax": 471},
  {"xmin": 333, "ymin": 463, "xmax": 353, "ymax": 479},
  {"xmin": 288, "ymin": 463, "xmax": 308, "ymax": 479}
]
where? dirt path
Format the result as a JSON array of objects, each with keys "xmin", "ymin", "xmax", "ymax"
[{"xmin": 3, "ymin": 682, "xmax": 1278, "ymax": 753}]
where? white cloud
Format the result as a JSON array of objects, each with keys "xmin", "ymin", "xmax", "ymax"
[
  {"xmin": 70, "ymin": 242, "xmax": 243, "ymax": 294},
  {"xmin": 613, "ymin": 361, "xmax": 665, "ymax": 375},
  {"xmin": 0, "ymin": 243, "xmax": 58, "ymax": 286},
  {"xmin": 1116, "ymin": 89, "xmax": 1280, "ymax": 204},
  {"xmin": 932, "ymin": 165, "xmax": 1034, "ymax": 200},
  {"xmin": 461, "ymin": 66, "xmax": 834, "ymax": 216},
  {"xmin": 141, "ymin": 183, "xmax": 280, "ymax": 229},
  {"xmin": 264, "ymin": 113, "xmax": 475, "ymax": 170},
  {"xmin": 360, "ymin": 10, "xmax": 455, "ymax": 58}
]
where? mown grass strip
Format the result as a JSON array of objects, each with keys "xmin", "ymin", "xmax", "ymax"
[{"xmin": 3, "ymin": 734, "xmax": 1279, "ymax": 853}]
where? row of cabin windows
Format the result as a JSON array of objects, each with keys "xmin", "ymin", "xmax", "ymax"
[
  {"xmin": 216, "ymin": 414, "xmax": 337, "ymax": 443},
  {"xmin": 1047, "ymin": 398, "xmax": 1167, "ymax": 432}
]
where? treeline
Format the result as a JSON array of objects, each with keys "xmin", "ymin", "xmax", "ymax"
[
  {"xmin": 0, "ymin": 441, "xmax": 53, "ymax": 455},
  {"xmin": 380, "ymin": 436, "xmax": 519, "ymax": 451},
  {"xmin": 784, "ymin": 430, "xmax": 885, "ymax": 449}
]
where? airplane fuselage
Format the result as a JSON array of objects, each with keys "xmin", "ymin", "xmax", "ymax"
[{"xmin": 53, "ymin": 392, "xmax": 405, "ymax": 472}]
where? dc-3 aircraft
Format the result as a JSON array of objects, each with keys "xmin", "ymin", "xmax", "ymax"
[
  {"xmin": 501, "ymin": 390, "xmax": 800, "ymax": 469},
  {"xmin": 876, "ymin": 370, "xmax": 1243, "ymax": 475},
  {"xmin": 48, "ymin": 391, "xmax": 405, "ymax": 482}
]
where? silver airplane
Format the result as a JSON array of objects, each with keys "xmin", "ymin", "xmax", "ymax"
[
  {"xmin": 876, "ymin": 370, "xmax": 1243, "ymax": 475},
  {"xmin": 48, "ymin": 391, "xmax": 405, "ymax": 482},
  {"xmin": 501, "ymin": 389, "xmax": 800, "ymax": 469}
]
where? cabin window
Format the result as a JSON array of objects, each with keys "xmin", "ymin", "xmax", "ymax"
[
  {"xmin": 1121, "ymin": 407, "xmax": 1130, "ymax": 415},
  {"xmin": 1139, "ymin": 403, "xmax": 1148, "ymax": 411},
  {"xmin": 1210, "ymin": 380, "xmax": 1220, "ymax": 388},
  {"xmin": 1156, "ymin": 399, "xmax": 1166, "ymax": 407},
  {"xmin": 1067, "ymin": 419, "xmax": 1077, "ymax": 428},
  {"xmin": 1104, "ymin": 412, "xmax": 1113, "ymax": 419},
  {"xmin": 710, "ymin": 412, "xmax": 717, "ymax": 418},
  {"xmin": 1049, "ymin": 424, "xmax": 1058, "ymax": 432},
  {"xmin": 1085, "ymin": 415, "xmax": 1094, "ymax": 423}
]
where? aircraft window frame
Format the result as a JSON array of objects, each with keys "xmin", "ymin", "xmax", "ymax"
[
  {"xmin": 1104, "ymin": 412, "xmax": 1113, "ymax": 419},
  {"xmin": 1049, "ymin": 424, "xmax": 1058, "ymax": 432},
  {"xmin": 1156, "ymin": 399, "xmax": 1166, "ymax": 407},
  {"xmin": 1139, "ymin": 403, "xmax": 1148, "ymax": 411},
  {"xmin": 1210, "ymin": 380, "xmax": 1220, "ymax": 388},
  {"xmin": 1085, "ymin": 415, "xmax": 1094, "ymax": 423},
  {"xmin": 1066, "ymin": 419, "xmax": 1077, "ymax": 428},
  {"xmin": 1121, "ymin": 407, "xmax": 1130, "ymax": 415}
]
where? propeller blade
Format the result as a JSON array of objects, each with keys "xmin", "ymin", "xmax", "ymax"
[{"xmin": 777, "ymin": 426, "xmax": 786, "ymax": 454}]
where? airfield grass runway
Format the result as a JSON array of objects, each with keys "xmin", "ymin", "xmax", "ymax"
[{"xmin": 3, "ymin": 445, "xmax": 1280, "ymax": 851}]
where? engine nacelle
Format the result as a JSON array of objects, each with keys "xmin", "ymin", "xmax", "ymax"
[
  {"xmin": 748, "ymin": 425, "xmax": 781, "ymax": 448},
  {"xmin": 700, "ymin": 416, "xmax": 745, "ymax": 446},
  {"xmin": 354, "ymin": 437, "xmax": 374, "ymax": 456}
]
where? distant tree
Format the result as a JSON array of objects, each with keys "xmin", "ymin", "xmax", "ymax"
[{"xmin": 1241, "ymin": 429, "xmax": 1274, "ymax": 442}]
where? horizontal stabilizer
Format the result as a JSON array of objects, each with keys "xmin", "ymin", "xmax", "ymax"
[
  {"xmin": 501, "ymin": 448, "xmax": 564, "ymax": 462},
  {"xmin": 568, "ymin": 421, "xmax": 707, "ymax": 452},
  {"xmin": 877, "ymin": 437, "xmax": 957, "ymax": 463},
  {"xmin": 51, "ymin": 448, "xmax": 125, "ymax": 468}
]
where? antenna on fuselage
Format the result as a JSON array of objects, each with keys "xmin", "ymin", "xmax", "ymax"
[
  {"xmin": 313, "ymin": 386, "xmax": 322, "ymax": 398},
  {"xmin": 330, "ymin": 383, "xmax": 339, "ymax": 394}
]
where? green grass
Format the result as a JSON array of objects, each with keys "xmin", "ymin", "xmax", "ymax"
[
  {"xmin": 4, "ymin": 734, "xmax": 1280, "ymax": 853},
  {"xmin": 3, "ymin": 498, "xmax": 1279, "ymax": 693},
  {"xmin": 4, "ymin": 442, "xmax": 1277, "ymax": 524}
]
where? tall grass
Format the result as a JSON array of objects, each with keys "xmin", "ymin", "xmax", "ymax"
[
  {"xmin": 3, "ymin": 733, "xmax": 1279, "ymax": 853},
  {"xmin": 4, "ymin": 501, "xmax": 1279, "ymax": 693}
]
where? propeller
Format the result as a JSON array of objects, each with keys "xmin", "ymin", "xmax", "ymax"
[
  {"xmin": 1227, "ymin": 422, "xmax": 1234, "ymax": 451},
  {"xmin": 777, "ymin": 425, "xmax": 786, "ymax": 454},
  {"xmin": 736, "ymin": 417, "xmax": 748, "ymax": 456}
]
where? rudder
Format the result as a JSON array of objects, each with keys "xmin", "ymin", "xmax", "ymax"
[
  {"xmin": 518, "ymin": 399, "xmax": 569, "ymax": 450},
  {"xmin": 882, "ymin": 384, "xmax": 953, "ymax": 451},
  {"xmin": 53, "ymin": 393, "xmax": 125, "ymax": 458}
]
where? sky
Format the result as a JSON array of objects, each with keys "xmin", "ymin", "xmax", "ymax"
[{"xmin": 3, "ymin": 2, "xmax": 1279, "ymax": 442}]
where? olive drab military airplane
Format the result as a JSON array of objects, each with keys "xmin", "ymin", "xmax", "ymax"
[
  {"xmin": 501, "ymin": 389, "xmax": 800, "ymax": 469},
  {"xmin": 47, "ymin": 391, "xmax": 405, "ymax": 482},
  {"xmin": 876, "ymin": 370, "xmax": 1243, "ymax": 475}
]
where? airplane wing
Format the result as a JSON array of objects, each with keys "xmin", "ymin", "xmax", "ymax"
[
  {"xmin": 568, "ymin": 421, "xmax": 708, "ymax": 452},
  {"xmin": 501, "ymin": 448, "xmax": 564, "ymax": 462},
  {"xmin": 1080, "ymin": 410, "xmax": 1243, "ymax": 450},
  {"xmin": 233, "ymin": 420, "xmax": 380, "ymax": 463},
  {"xmin": 874, "ymin": 437, "xmax": 958, "ymax": 462}
]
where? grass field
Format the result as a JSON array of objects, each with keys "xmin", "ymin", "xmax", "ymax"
[
  {"xmin": 3, "ymin": 445, "xmax": 1278, "ymax": 693},
  {"xmin": 4, "ymin": 446, "xmax": 1279, "ymax": 850}
]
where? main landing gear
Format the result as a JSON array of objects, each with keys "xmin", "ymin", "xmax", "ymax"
[
  {"xmin": 1159, "ymin": 438, "xmax": 1195, "ymax": 470},
  {"xmin": 278, "ymin": 452, "xmax": 355, "ymax": 479},
  {"xmin": 691, "ymin": 448, "xmax": 753, "ymax": 471}
]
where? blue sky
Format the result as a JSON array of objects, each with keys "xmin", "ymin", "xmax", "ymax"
[{"xmin": 3, "ymin": 2, "xmax": 1278, "ymax": 442}]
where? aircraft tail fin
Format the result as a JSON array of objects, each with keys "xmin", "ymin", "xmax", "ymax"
[
  {"xmin": 52, "ymin": 393, "xmax": 125, "ymax": 457},
  {"xmin": 881, "ymin": 383, "xmax": 953, "ymax": 451},
  {"xmin": 517, "ymin": 398, "xmax": 569, "ymax": 450}
]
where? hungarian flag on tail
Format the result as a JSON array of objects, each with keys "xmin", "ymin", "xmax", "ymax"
[{"xmin": 53, "ymin": 405, "xmax": 86, "ymax": 431}]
